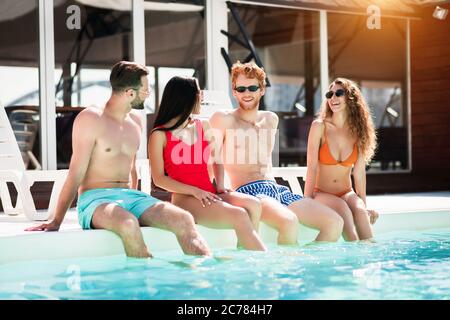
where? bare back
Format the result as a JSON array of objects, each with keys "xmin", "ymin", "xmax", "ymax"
[
  {"xmin": 211, "ymin": 109, "xmax": 278, "ymax": 189},
  {"xmin": 77, "ymin": 108, "xmax": 141, "ymax": 194}
]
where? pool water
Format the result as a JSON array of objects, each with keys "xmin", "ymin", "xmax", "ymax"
[{"xmin": 1, "ymin": 228, "xmax": 449, "ymax": 300}]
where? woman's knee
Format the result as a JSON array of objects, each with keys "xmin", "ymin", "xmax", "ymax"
[
  {"xmin": 229, "ymin": 207, "xmax": 253, "ymax": 227},
  {"xmin": 352, "ymin": 206, "xmax": 370, "ymax": 221},
  {"xmin": 336, "ymin": 202, "xmax": 354, "ymax": 222}
]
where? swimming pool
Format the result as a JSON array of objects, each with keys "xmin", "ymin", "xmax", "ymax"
[{"xmin": 0, "ymin": 227, "xmax": 449, "ymax": 300}]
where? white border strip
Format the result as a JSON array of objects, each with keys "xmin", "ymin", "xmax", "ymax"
[
  {"xmin": 406, "ymin": 18, "xmax": 412, "ymax": 172},
  {"xmin": 206, "ymin": 0, "xmax": 230, "ymax": 92},
  {"xmin": 39, "ymin": 0, "xmax": 57, "ymax": 170},
  {"xmin": 319, "ymin": 10, "xmax": 329, "ymax": 100},
  {"xmin": 132, "ymin": 0, "xmax": 148, "ymax": 159},
  {"xmin": 228, "ymin": 0, "xmax": 421, "ymax": 20}
]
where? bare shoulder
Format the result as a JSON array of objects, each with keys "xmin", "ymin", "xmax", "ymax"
[
  {"xmin": 309, "ymin": 119, "xmax": 328, "ymax": 141},
  {"xmin": 149, "ymin": 128, "xmax": 167, "ymax": 144},
  {"xmin": 129, "ymin": 110, "xmax": 143, "ymax": 128},
  {"xmin": 261, "ymin": 111, "xmax": 278, "ymax": 127},
  {"xmin": 311, "ymin": 118, "xmax": 324, "ymax": 129},
  {"xmin": 210, "ymin": 110, "xmax": 236, "ymax": 128},
  {"xmin": 74, "ymin": 107, "xmax": 102, "ymax": 127},
  {"xmin": 310, "ymin": 118, "xmax": 326, "ymax": 133}
]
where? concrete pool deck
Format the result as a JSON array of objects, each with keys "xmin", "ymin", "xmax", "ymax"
[{"xmin": 1, "ymin": 191, "xmax": 449, "ymax": 264}]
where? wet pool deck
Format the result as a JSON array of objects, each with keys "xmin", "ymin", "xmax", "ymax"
[{"xmin": 1, "ymin": 191, "xmax": 450, "ymax": 264}]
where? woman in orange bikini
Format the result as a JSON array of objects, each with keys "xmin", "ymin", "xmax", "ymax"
[{"xmin": 305, "ymin": 78, "xmax": 379, "ymax": 241}]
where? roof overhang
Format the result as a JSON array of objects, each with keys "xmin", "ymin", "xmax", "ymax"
[{"xmin": 229, "ymin": 0, "xmax": 449, "ymax": 19}]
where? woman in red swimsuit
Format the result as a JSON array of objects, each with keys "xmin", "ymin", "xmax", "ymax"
[
  {"xmin": 305, "ymin": 78, "xmax": 379, "ymax": 241},
  {"xmin": 148, "ymin": 76, "xmax": 266, "ymax": 251}
]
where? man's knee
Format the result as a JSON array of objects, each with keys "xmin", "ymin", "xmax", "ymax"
[
  {"xmin": 246, "ymin": 198, "xmax": 262, "ymax": 220},
  {"xmin": 248, "ymin": 197, "xmax": 262, "ymax": 212},
  {"xmin": 178, "ymin": 209, "xmax": 196, "ymax": 228},
  {"xmin": 328, "ymin": 214, "xmax": 344, "ymax": 232},
  {"xmin": 279, "ymin": 213, "xmax": 299, "ymax": 233},
  {"xmin": 117, "ymin": 216, "xmax": 141, "ymax": 235},
  {"xmin": 167, "ymin": 206, "xmax": 196, "ymax": 234}
]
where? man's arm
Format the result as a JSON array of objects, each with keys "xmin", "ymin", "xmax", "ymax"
[
  {"xmin": 129, "ymin": 111, "xmax": 142, "ymax": 190},
  {"xmin": 26, "ymin": 110, "xmax": 99, "ymax": 231},
  {"xmin": 130, "ymin": 155, "xmax": 138, "ymax": 189},
  {"xmin": 207, "ymin": 114, "xmax": 228, "ymax": 192}
]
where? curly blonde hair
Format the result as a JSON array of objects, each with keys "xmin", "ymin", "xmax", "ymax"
[
  {"xmin": 319, "ymin": 78, "xmax": 377, "ymax": 163},
  {"xmin": 231, "ymin": 61, "xmax": 266, "ymax": 89}
]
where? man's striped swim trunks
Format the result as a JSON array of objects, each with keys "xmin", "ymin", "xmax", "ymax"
[{"xmin": 235, "ymin": 180, "xmax": 302, "ymax": 206}]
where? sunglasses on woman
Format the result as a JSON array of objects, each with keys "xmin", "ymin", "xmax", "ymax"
[
  {"xmin": 325, "ymin": 89, "xmax": 345, "ymax": 99},
  {"xmin": 234, "ymin": 85, "xmax": 260, "ymax": 93}
]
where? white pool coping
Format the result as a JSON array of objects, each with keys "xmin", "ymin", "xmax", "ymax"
[{"xmin": 1, "ymin": 191, "xmax": 449, "ymax": 264}]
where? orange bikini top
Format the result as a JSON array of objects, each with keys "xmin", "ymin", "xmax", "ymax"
[{"xmin": 318, "ymin": 124, "xmax": 358, "ymax": 167}]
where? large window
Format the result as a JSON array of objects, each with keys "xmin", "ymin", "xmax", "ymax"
[
  {"xmin": 53, "ymin": 0, "xmax": 132, "ymax": 168},
  {"xmin": 328, "ymin": 13, "xmax": 409, "ymax": 172},
  {"xmin": 228, "ymin": 4, "xmax": 321, "ymax": 166},
  {"xmin": 144, "ymin": 0, "xmax": 206, "ymax": 114},
  {"xmin": 0, "ymin": 0, "xmax": 41, "ymax": 169}
]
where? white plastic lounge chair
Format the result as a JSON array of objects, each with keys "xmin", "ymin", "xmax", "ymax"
[
  {"xmin": 135, "ymin": 158, "xmax": 151, "ymax": 195},
  {"xmin": 0, "ymin": 105, "xmax": 68, "ymax": 221},
  {"xmin": 271, "ymin": 167, "xmax": 307, "ymax": 196}
]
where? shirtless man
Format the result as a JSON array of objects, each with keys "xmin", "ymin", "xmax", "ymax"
[
  {"xmin": 209, "ymin": 62, "xmax": 344, "ymax": 244},
  {"xmin": 27, "ymin": 61, "xmax": 211, "ymax": 258}
]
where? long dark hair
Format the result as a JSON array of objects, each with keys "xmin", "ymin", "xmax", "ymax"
[{"xmin": 152, "ymin": 76, "xmax": 200, "ymax": 132}]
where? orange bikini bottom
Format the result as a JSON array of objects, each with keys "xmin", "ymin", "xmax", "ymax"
[{"xmin": 314, "ymin": 187, "xmax": 353, "ymax": 198}]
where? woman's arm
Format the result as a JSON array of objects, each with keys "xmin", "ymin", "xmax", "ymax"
[
  {"xmin": 304, "ymin": 120, "xmax": 324, "ymax": 198},
  {"xmin": 353, "ymin": 152, "xmax": 379, "ymax": 224},
  {"xmin": 352, "ymin": 152, "xmax": 367, "ymax": 205}
]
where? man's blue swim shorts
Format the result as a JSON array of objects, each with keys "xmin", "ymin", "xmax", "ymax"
[
  {"xmin": 77, "ymin": 188, "xmax": 161, "ymax": 230},
  {"xmin": 236, "ymin": 180, "xmax": 302, "ymax": 207}
]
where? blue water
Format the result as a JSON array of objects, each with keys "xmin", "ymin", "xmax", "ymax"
[{"xmin": 1, "ymin": 228, "xmax": 449, "ymax": 300}]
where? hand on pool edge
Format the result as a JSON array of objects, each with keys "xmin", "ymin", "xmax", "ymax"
[{"xmin": 25, "ymin": 219, "xmax": 61, "ymax": 232}]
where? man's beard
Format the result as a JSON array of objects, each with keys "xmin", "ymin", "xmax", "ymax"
[
  {"xmin": 131, "ymin": 97, "xmax": 145, "ymax": 110},
  {"xmin": 239, "ymin": 98, "xmax": 260, "ymax": 111}
]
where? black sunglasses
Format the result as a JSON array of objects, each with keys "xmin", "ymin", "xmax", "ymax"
[
  {"xmin": 325, "ymin": 89, "xmax": 345, "ymax": 99},
  {"xmin": 234, "ymin": 85, "xmax": 260, "ymax": 93}
]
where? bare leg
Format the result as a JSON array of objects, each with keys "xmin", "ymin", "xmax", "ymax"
[
  {"xmin": 342, "ymin": 192, "xmax": 374, "ymax": 240},
  {"xmin": 172, "ymin": 194, "xmax": 266, "ymax": 251},
  {"xmin": 259, "ymin": 198, "xmax": 299, "ymax": 245},
  {"xmin": 139, "ymin": 202, "xmax": 211, "ymax": 256},
  {"xmin": 91, "ymin": 203, "xmax": 151, "ymax": 258},
  {"xmin": 219, "ymin": 192, "xmax": 262, "ymax": 231},
  {"xmin": 314, "ymin": 192, "xmax": 359, "ymax": 241},
  {"xmin": 288, "ymin": 198, "xmax": 344, "ymax": 242}
]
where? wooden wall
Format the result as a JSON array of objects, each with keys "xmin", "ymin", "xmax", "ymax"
[{"xmin": 367, "ymin": 4, "xmax": 450, "ymax": 193}]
